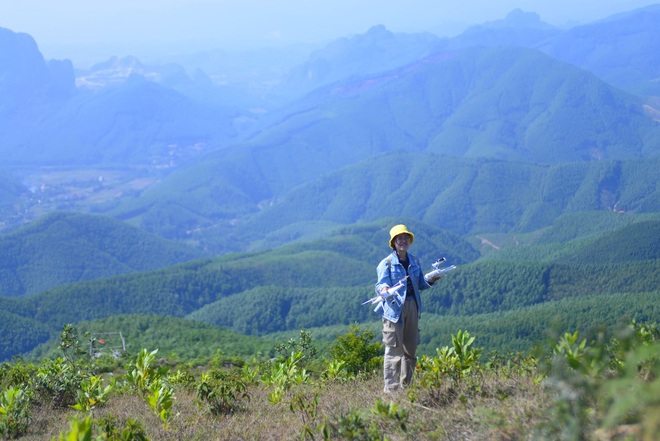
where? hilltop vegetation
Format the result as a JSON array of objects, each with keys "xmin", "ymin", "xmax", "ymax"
[
  {"xmin": 0, "ymin": 212, "xmax": 205, "ymax": 296},
  {"xmin": 0, "ymin": 172, "xmax": 30, "ymax": 227},
  {"xmin": 1, "ymin": 214, "xmax": 658, "ymax": 362},
  {"xmin": 110, "ymin": 155, "xmax": 660, "ymax": 250},
  {"xmin": 27, "ymin": 314, "xmax": 276, "ymax": 363},
  {"xmin": 2, "ymin": 318, "xmax": 660, "ymax": 440}
]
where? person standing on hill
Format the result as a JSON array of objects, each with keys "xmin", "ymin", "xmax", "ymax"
[{"xmin": 374, "ymin": 224, "xmax": 442, "ymax": 393}]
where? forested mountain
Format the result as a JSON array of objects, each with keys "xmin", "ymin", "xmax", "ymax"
[
  {"xmin": 95, "ymin": 38, "xmax": 659, "ymax": 250},
  {"xmin": 226, "ymin": 156, "xmax": 659, "ymax": 238},
  {"xmin": 537, "ymin": 4, "xmax": 660, "ymax": 96},
  {"xmin": 555, "ymin": 219, "xmax": 660, "ymax": 264},
  {"xmin": 0, "ymin": 211, "xmax": 205, "ymax": 296},
  {"xmin": 0, "ymin": 6, "xmax": 659, "ymax": 363},
  {"xmin": 0, "ymin": 172, "xmax": 30, "ymax": 225},
  {"xmin": 109, "ymin": 155, "xmax": 659, "ymax": 252},
  {"xmin": 3, "ymin": 5, "xmax": 660, "ymax": 168},
  {"xmin": 281, "ymin": 24, "xmax": 443, "ymax": 97},
  {"xmin": 1, "ymin": 214, "xmax": 657, "ymax": 361}
]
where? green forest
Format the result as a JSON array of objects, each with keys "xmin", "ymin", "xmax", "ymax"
[{"xmin": 1, "ymin": 213, "xmax": 658, "ymax": 363}]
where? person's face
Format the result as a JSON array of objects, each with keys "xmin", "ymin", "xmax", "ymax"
[{"xmin": 394, "ymin": 234, "xmax": 411, "ymax": 252}]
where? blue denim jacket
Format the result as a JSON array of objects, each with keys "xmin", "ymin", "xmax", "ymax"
[{"xmin": 375, "ymin": 251, "xmax": 431, "ymax": 323}]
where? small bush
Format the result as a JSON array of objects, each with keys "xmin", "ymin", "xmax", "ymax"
[{"xmin": 329, "ymin": 323, "xmax": 382, "ymax": 376}]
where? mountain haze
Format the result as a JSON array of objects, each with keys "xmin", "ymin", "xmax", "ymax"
[
  {"xmin": 0, "ymin": 28, "xmax": 244, "ymax": 166},
  {"xmin": 282, "ymin": 24, "xmax": 443, "ymax": 98},
  {"xmin": 0, "ymin": 27, "xmax": 75, "ymax": 105},
  {"xmin": 446, "ymin": 9, "xmax": 560, "ymax": 50},
  {"xmin": 0, "ymin": 5, "xmax": 659, "ymax": 363},
  {"xmin": 537, "ymin": 4, "xmax": 660, "ymax": 96}
]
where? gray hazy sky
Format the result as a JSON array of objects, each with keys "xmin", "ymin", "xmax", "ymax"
[{"xmin": 1, "ymin": 0, "xmax": 658, "ymax": 64}]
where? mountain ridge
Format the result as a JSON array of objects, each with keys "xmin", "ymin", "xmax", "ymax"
[{"xmin": 0, "ymin": 211, "xmax": 206, "ymax": 296}]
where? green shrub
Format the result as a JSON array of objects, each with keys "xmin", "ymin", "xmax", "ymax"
[
  {"xmin": 329, "ymin": 323, "xmax": 382, "ymax": 376},
  {"xmin": 261, "ymin": 351, "xmax": 310, "ymax": 404},
  {"xmin": 0, "ymin": 386, "xmax": 31, "ymax": 439},
  {"xmin": 195, "ymin": 370, "xmax": 249, "ymax": 415},
  {"xmin": 146, "ymin": 379, "xmax": 175, "ymax": 427},
  {"xmin": 71, "ymin": 375, "xmax": 113, "ymax": 413},
  {"xmin": 539, "ymin": 320, "xmax": 660, "ymax": 439},
  {"xmin": 34, "ymin": 357, "xmax": 86, "ymax": 408},
  {"xmin": 125, "ymin": 349, "xmax": 169, "ymax": 393},
  {"xmin": 0, "ymin": 361, "xmax": 37, "ymax": 389}
]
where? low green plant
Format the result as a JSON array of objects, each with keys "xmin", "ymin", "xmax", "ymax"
[
  {"xmin": 418, "ymin": 330, "xmax": 482, "ymax": 387},
  {"xmin": 0, "ymin": 386, "xmax": 31, "ymax": 439},
  {"xmin": 166, "ymin": 369, "xmax": 196, "ymax": 390},
  {"xmin": 34, "ymin": 357, "xmax": 86, "ymax": 407},
  {"xmin": 262, "ymin": 351, "xmax": 309, "ymax": 404},
  {"xmin": 326, "ymin": 410, "xmax": 382, "ymax": 441},
  {"xmin": 450, "ymin": 330, "xmax": 483, "ymax": 378},
  {"xmin": 240, "ymin": 359, "xmax": 261, "ymax": 385},
  {"xmin": 289, "ymin": 389, "xmax": 326, "ymax": 440},
  {"xmin": 608, "ymin": 319, "xmax": 660, "ymax": 374},
  {"xmin": 71, "ymin": 375, "xmax": 113, "ymax": 413},
  {"xmin": 0, "ymin": 360, "xmax": 37, "ymax": 390},
  {"xmin": 59, "ymin": 324, "xmax": 91, "ymax": 371},
  {"xmin": 124, "ymin": 349, "xmax": 175, "ymax": 428},
  {"xmin": 540, "ymin": 329, "xmax": 611, "ymax": 438},
  {"xmin": 35, "ymin": 325, "xmax": 94, "ymax": 408},
  {"xmin": 274, "ymin": 329, "xmax": 319, "ymax": 368},
  {"xmin": 125, "ymin": 349, "xmax": 169, "ymax": 393},
  {"xmin": 538, "ymin": 321, "xmax": 660, "ymax": 439},
  {"xmin": 322, "ymin": 359, "xmax": 350, "ymax": 383},
  {"xmin": 551, "ymin": 331, "xmax": 590, "ymax": 371},
  {"xmin": 329, "ymin": 324, "xmax": 382, "ymax": 377},
  {"xmin": 53, "ymin": 415, "xmax": 151, "ymax": 441},
  {"xmin": 600, "ymin": 341, "xmax": 660, "ymax": 439},
  {"xmin": 97, "ymin": 415, "xmax": 149, "ymax": 441},
  {"xmin": 371, "ymin": 399, "xmax": 408, "ymax": 433},
  {"xmin": 486, "ymin": 351, "xmax": 541, "ymax": 381},
  {"xmin": 53, "ymin": 415, "xmax": 95, "ymax": 441},
  {"xmin": 146, "ymin": 379, "xmax": 175, "ymax": 427},
  {"xmin": 195, "ymin": 370, "xmax": 249, "ymax": 415}
]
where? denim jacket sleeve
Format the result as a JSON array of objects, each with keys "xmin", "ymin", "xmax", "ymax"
[{"xmin": 374, "ymin": 251, "xmax": 430, "ymax": 322}]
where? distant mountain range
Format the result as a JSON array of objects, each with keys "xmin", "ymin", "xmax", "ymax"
[
  {"xmin": 537, "ymin": 4, "xmax": 660, "ymax": 96},
  {"xmin": 0, "ymin": 5, "xmax": 659, "ymax": 361},
  {"xmin": 0, "ymin": 29, "xmax": 244, "ymax": 166},
  {"xmin": 0, "ymin": 5, "xmax": 658, "ymax": 248},
  {"xmin": 1, "ymin": 5, "xmax": 659, "ymax": 168}
]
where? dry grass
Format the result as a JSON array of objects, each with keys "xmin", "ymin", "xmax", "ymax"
[{"xmin": 16, "ymin": 369, "xmax": 551, "ymax": 440}]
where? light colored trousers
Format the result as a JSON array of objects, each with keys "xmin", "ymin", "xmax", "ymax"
[{"xmin": 382, "ymin": 297, "xmax": 419, "ymax": 393}]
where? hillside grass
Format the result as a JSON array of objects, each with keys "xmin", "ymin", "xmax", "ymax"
[
  {"xmin": 4, "ymin": 320, "xmax": 660, "ymax": 440},
  {"xmin": 18, "ymin": 370, "xmax": 548, "ymax": 441}
]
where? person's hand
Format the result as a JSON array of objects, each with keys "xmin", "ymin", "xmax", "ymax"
[{"xmin": 426, "ymin": 274, "xmax": 442, "ymax": 284}]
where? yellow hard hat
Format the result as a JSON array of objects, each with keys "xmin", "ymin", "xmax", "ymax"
[{"xmin": 389, "ymin": 224, "xmax": 414, "ymax": 249}]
